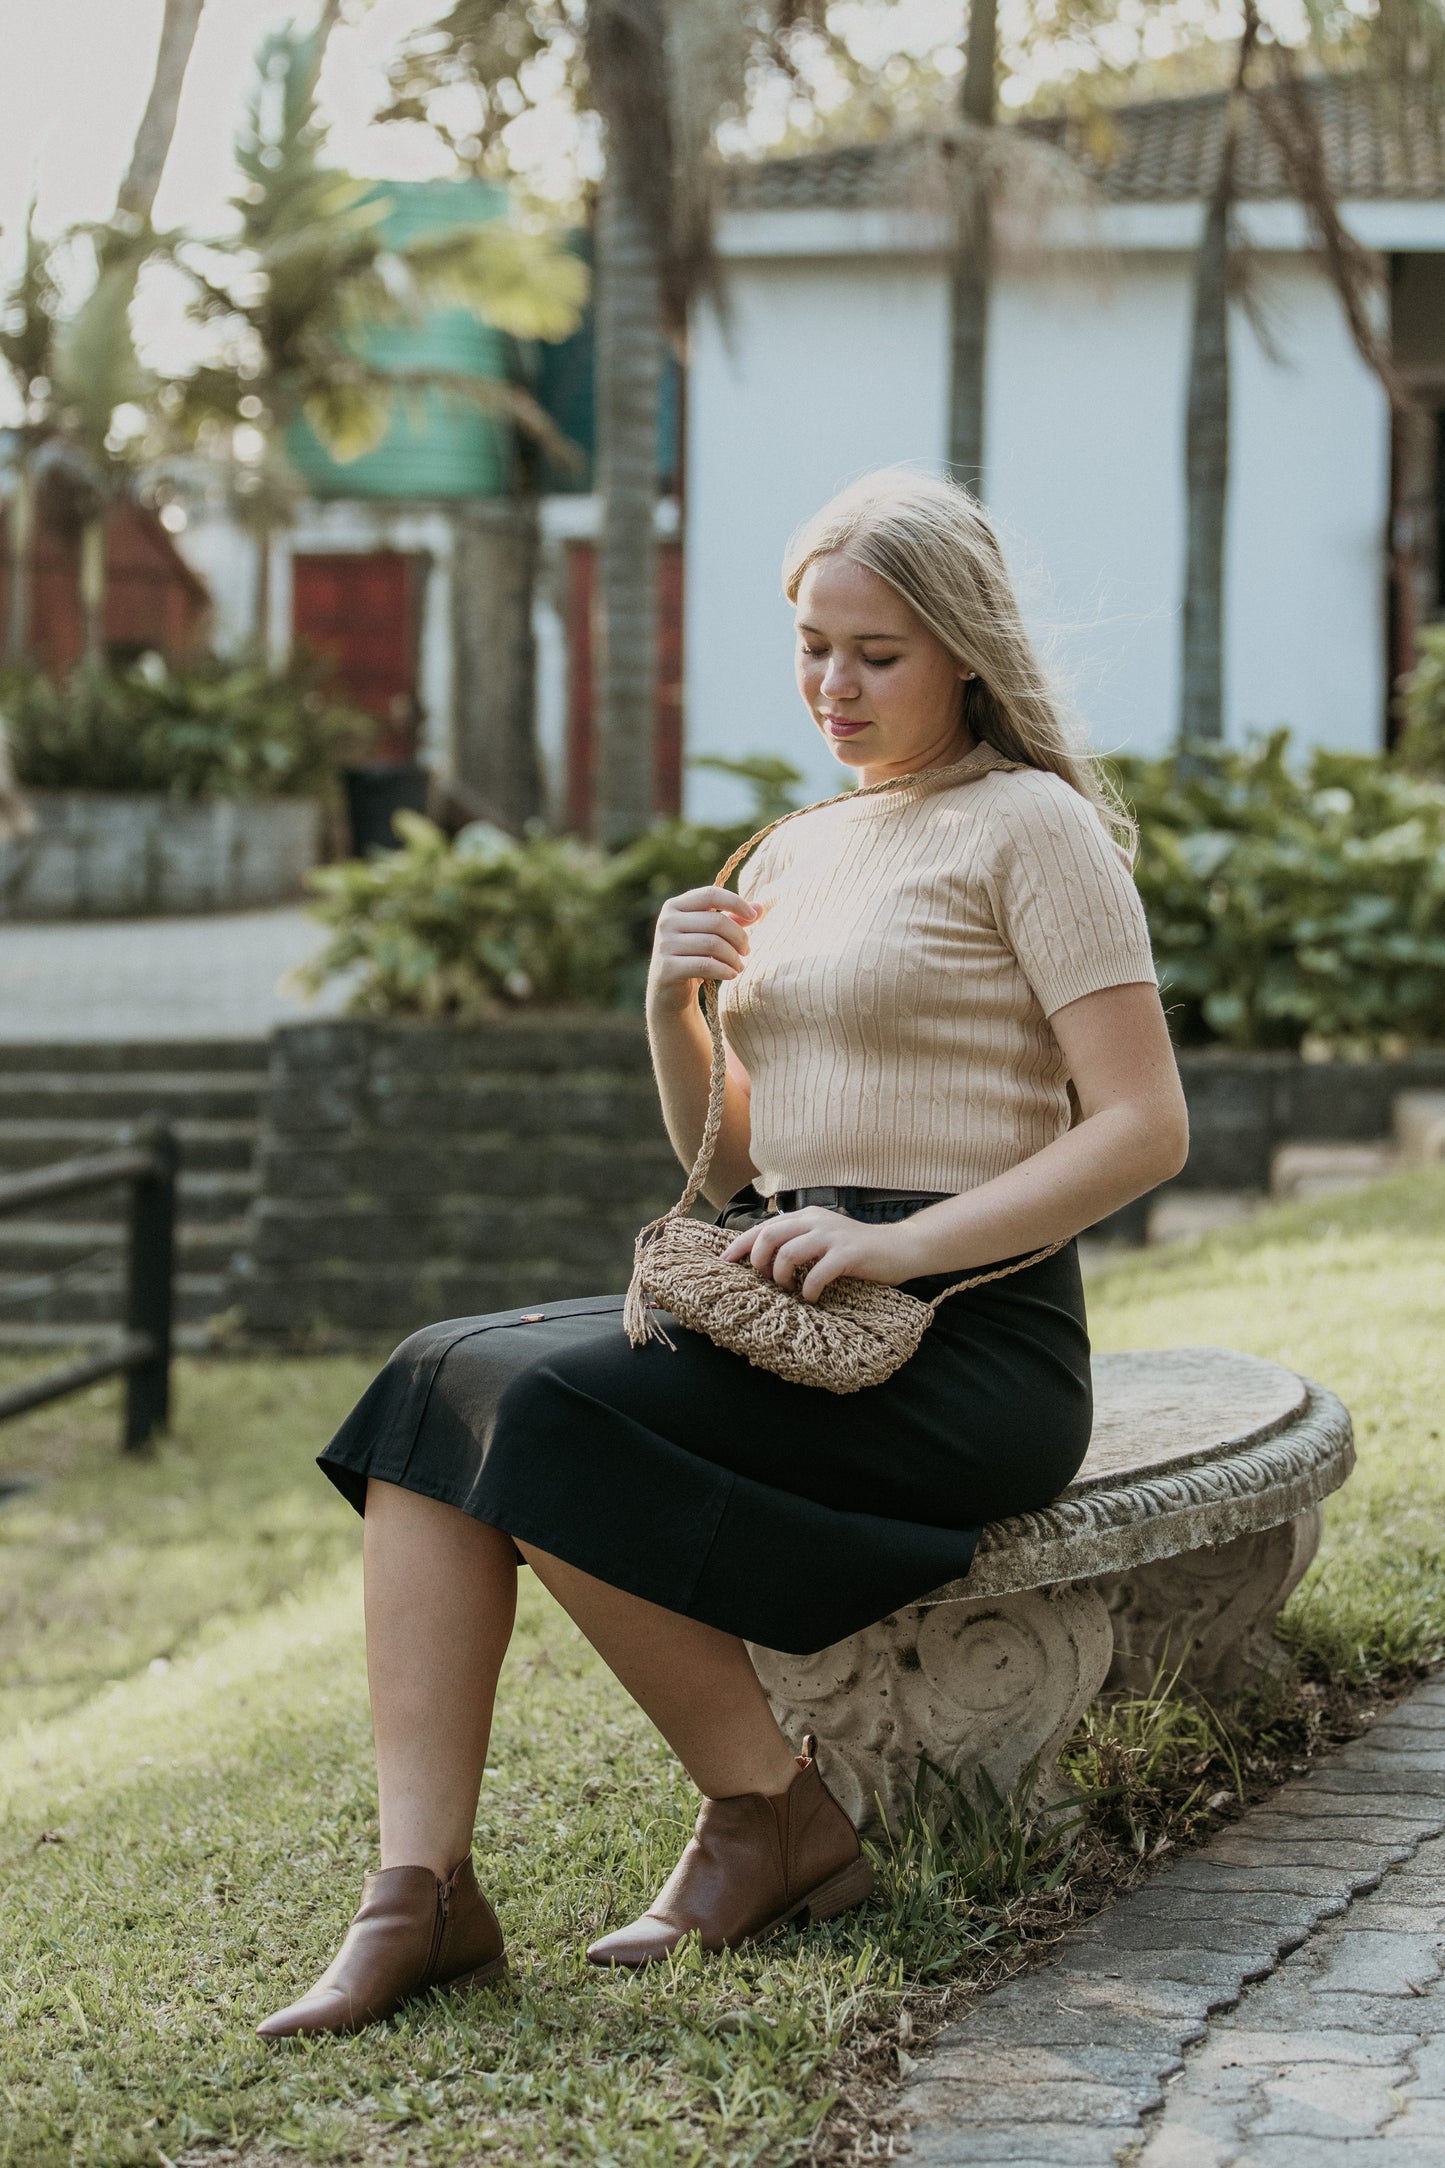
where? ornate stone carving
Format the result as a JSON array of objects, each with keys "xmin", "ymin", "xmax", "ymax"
[
  {"xmin": 1096, "ymin": 1505, "xmax": 1325, "ymax": 1696},
  {"xmin": 750, "ymin": 1352, "xmax": 1353, "ymax": 1834},
  {"xmin": 750, "ymin": 1581, "xmax": 1114, "ymax": 1833}
]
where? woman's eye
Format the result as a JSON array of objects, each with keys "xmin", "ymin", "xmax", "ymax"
[
  {"xmin": 800, "ymin": 644, "xmax": 827, "ymax": 659},
  {"xmin": 862, "ymin": 655, "xmax": 899, "ymax": 669}
]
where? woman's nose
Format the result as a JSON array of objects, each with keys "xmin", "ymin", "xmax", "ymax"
[{"xmin": 821, "ymin": 658, "xmax": 857, "ymax": 699}]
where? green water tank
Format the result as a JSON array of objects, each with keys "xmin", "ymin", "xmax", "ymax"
[{"xmin": 286, "ymin": 179, "xmax": 511, "ymax": 500}]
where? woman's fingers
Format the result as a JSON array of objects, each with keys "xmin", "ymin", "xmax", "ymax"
[{"xmin": 672, "ymin": 886, "xmax": 760, "ymax": 917}]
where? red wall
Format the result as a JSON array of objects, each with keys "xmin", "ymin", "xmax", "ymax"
[{"xmin": 0, "ymin": 499, "xmax": 209, "ymax": 675}]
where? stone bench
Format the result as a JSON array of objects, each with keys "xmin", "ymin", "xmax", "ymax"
[{"xmin": 749, "ymin": 1348, "xmax": 1354, "ymax": 1831}]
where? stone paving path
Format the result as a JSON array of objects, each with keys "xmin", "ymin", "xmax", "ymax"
[
  {"xmin": 902, "ymin": 1673, "xmax": 1445, "ymax": 2166},
  {"xmin": 0, "ymin": 907, "xmax": 344, "ymax": 1040}
]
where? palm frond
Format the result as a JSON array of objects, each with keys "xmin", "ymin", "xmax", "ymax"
[{"xmin": 400, "ymin": 223, "xmax": 588, "ymax": 340}]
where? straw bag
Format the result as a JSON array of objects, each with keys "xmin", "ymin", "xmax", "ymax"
[{"xmin": 621, "ymin": 772, "xmax": 1066, "ymax": 1394}]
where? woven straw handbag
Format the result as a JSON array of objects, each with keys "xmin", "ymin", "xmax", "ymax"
[{"xmin": 622, "ymin": 773, "xmax": 1065, "ymax": 1394}]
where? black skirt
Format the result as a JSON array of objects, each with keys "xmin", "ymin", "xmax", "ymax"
[{"xmin": 318, "ymin": 1198, "xmax": 1093, "ymax": 1657}]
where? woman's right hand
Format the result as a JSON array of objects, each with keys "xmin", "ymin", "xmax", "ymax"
[{"xmin": 647, "ymin": 886, "xmax": 760, "ymax": 1015}]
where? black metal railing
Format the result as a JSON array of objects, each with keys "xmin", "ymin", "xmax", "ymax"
[{"xmin": 0, "ymin": 1120, "xmax": 177, "ymax": 1450}]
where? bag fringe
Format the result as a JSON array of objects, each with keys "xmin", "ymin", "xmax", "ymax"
[{"xmin": 624, "ymin": 1220, "xmax": 676, "ymax": 1350}]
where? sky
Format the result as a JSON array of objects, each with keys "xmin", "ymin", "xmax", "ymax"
[{"xmin": 0, "ymin": 0, "xmax": 457, "ymax": 271}]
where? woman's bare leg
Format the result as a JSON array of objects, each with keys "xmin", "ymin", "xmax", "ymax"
[
  {"xmin": 517, "ymin": 1540, "xmax": 798, "ymax": 1798},
  {"xmin": 364, "ymin": 1478, "xmax": 518, "ymax": 1874}
]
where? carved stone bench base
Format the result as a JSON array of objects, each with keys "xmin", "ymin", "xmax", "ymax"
[
  {"xmin": 752, "ymin": 1356, "xmax": 1352, "ymax": 1835},
  {"xmin": 749, "ymin": 1581, "xmax": 1114, "ymax": 1833},
  {"xmin": 1094, "ymin": 1505, "xmax": 1324, "ymax": 1698},
  {"xmin": 752, "ymin": 1502, "xmax": 1326, "ymax": 1834}
]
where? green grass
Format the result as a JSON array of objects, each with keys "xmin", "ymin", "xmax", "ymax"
[{"xmin": 1, "ymin": 1167, "xmax": 1443, "ymax": 2166}]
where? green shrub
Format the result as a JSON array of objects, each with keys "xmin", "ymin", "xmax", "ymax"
[
  {"xmin": 1115, "ymin": 730, "xmax": 1445, "ymax": 1052},
  {"xmin": 2, "ymin": 650, "xmax": 375, "ymax": 798},
  {"xmin": 297, "ymin": 811, "xmax": 629, "ymax": 1017},
  {"xmin": 1395, "ymin": 622, "xmax": 1445, "ymax": 776},
  {"xmin": 300, "ymin": 754, "xmax": 805, "ymax": 1018}
]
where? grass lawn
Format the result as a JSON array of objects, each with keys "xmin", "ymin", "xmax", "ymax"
[{"xmin": 1, "ymin": 1168, "xmax": 1443, "ymax": 2167}]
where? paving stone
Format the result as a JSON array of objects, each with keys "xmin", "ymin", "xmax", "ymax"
[
  {"xmin": 1303, "ymin": 1770, "xmax": 1445, "ymax": 1801},
  {"xmin": 921, "ymin": 2043, "xmax": 1173, "ymax": 2102},
  {"xmin": 902, "ymin": 1672, "xmax": 1445, "ymax": 2166},
  {"xmin": 902, "ymin": 2076, "xmax": 1140, "ymax": 2126},
  {"xmin": 1162, "ymin": 1861, "xmax": 1379, "ymax": 1899},
  {"xmin": 1202, "ymin": 2026, "xmax": 1420, "ymax": 2066},
  {"xmin": 1247, "ymin": 2059, "xmax": 1409, "ymax": 2137},
  {"xmin": 1397, "ymin": 2035, "xmax": 1445, "ymax": 2094},
  {"xmin": 1310, "ymin": 1932, "xmax": 1445, "ymax": 1998},
  {"xmin": 1072, "ymin": 1914, "xmax": 1301, "ymax": 1962},
  {"xmin": 1122, "ymin": 1891, "xmax": 1345, "ymax": 1931},
  {"xmin": 903, "ymin": 2117, "xmax": 1126, "ymax": 2166},
  {"xmin": 1204, "ymin": 1839, "xmax": 1415, "ymax": 1872}
]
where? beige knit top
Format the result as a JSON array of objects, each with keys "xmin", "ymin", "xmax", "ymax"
[{"xmin": 719, "ymin": 741, "xmax": 1157, "ymax": 1197}]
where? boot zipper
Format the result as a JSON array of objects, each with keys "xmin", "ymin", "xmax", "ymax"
[{"xmin": 425, "ymin": 1876, "xmax": 452, "ymax": 1983}]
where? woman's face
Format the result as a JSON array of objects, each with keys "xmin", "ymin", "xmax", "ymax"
[{"xmin": 793, "ymin": 551, "xmax": 973, "ymax": 784}]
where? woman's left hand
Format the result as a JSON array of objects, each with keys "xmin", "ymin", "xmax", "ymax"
[{"xmin": 719, "ymin": 1209, "xmax": 915, "ymax": 1303}]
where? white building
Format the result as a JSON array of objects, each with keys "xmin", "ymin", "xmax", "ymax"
[{"xmin": 683, "ymin": 78, "xmax": 1445, "ymax": 822}]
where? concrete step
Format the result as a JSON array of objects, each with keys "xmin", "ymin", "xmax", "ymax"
[
  {"xmin": 0, "ymin": 1218, "xmax": 249, "ymax": 1269},
  {"xmin": 0, "ymin": 1039, "xmax": 266, "ymax": 1074},
  {"xmin": 0, "ymin": 1118, "xmax": 258, "ymax": 1176},
  {"xmin": 0, "ymin": 1073, "xmax": 265, "ymax": 1123},
  {"xmin": 1270, "ymin": 1140, "xmax": 1400, "ymax": 1201},
  {"xmin": 1395, "ymin": 1090, "xmax": 1445, "ymax": 1168},
  {"xmin": 0, "ymin": 1268, "xmax": 228, "ymax": 1331}
]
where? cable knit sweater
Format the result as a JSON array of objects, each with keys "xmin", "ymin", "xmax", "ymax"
[{"xmin": 719, "ymin": 741, "xmax": 1157, "ymax": 1197}]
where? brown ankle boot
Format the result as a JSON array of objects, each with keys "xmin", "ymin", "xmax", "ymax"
[
  {"xmin": 586, "ymin": 1737, "xmax": 873, "ymax": 1968},
  {"xmin": 256, "ymin": 1854, "xmax": 506, "ymax": 2038}
]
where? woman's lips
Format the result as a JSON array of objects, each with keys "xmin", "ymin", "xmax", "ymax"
[{"xmin": 822, "ymin": 714, "xmax": 871, "ymax": 738}]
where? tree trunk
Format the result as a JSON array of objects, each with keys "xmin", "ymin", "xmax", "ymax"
[
  {"xmin": 79, "ymin": 512, "xmax": 107, "ymax": 665},
  {"xmin": 1178, "ymin": 7, "xmax": 1258, "ymax": 746},
  {"xmin": 947, "ymin": 0, "xmax": 997, "ymax": 485},
  {"xmin": 115, "ymin": 0, "xmax": 206, "ymax": 227},
  {"xmin": 3, "ymin": 461, "xmax": 36, "ymax": 668},
  {"xmin": 592, "ymin": 166, "xmax": 665, "ymax": 843},
  {"xmin": 451, "ymin": 497, "xmax": 544, "ymax": 830}
]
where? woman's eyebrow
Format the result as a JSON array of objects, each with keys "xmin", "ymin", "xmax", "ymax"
[{"xmin": 796, "ymin": 622, "xmax": 909, "ymax": 641}]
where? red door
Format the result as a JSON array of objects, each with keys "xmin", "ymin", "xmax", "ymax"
[
  {"xmin": 292, "ymin": 552, "xmax": 424, "ymax": 757},
  {"xmin": 565, "ymin": 540, "xmax": 683, "ymax": 832}
]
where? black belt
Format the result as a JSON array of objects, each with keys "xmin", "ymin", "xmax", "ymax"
[{"xmin": 772, "ymin": 1185, "xmax": 951, "ymax": 1212}]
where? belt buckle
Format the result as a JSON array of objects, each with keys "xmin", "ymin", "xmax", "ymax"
[{"xmin": 811, "ymin": 1185, "xmax": 843, "ymax": 1210}]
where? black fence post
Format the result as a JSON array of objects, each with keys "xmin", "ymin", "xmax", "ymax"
[{"xmin": 123, "ymin": 1120, "xmax": 177, "ymax": 1451}]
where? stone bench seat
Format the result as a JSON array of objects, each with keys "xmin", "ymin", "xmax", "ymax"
[{"xmin": 749, "ymin": 1348, "xmax": 1354, "ymax": 1830}]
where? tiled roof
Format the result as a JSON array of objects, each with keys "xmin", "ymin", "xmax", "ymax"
[{"xmin": 726, "ymin": 74, "xmax": 1445, "ymax": 211}]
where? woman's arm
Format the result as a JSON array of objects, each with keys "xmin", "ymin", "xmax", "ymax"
[
  {"xmin": 646, "ymin": 884, "xmax": 762, "ymax": 1207},
  {"xmin": 722, "ymin": 980, "xmax": 1189, "ymax": 1299}
]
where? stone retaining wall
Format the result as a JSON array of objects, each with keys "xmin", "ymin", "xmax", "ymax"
[
  {"xmin": 233, "ymin": 1021, "xmax": 1445, "ymax": 1341},
  {"xmin": 0, "ymin": 793, "xmax": 323, "ymax": 917},
  {"xmin": 233, "ymin": 1016, "xmax": 679, "ymax": 1342}
]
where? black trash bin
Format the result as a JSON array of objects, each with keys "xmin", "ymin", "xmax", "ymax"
[{"xmin": 343, "ymin": 764, "xmax": 430, "ymax": 854}]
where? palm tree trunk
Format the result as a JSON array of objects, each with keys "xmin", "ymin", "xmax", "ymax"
[
  {"xmin": 79, "ymin": 511, "xmax": 107, "ymax": 665},
  {"xmin": 947, "ymin": 0, "xmax": 997, "ymax": 484},
  {"xmin": 452, "ymin": 494, "xmax": 543, "ymax": 829},
  {"xmin": 1178, "ymin": 5, "xmax": 1259, "ymax": 746},
  {"xmin": 115, "ymin": 0, "xmax": 206, "ymax": 227},
  {"xmin": 592, "ymin": 163, "xmax": 665, "ymax": 843},
  {"xmin": 3, "ymin": 460, "xmax": 36, "ymax": 667}
]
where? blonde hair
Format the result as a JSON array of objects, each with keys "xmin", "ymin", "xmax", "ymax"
[{"xmin": 782, "ymin": 468, "xmax": 1136, "ymax": 855}]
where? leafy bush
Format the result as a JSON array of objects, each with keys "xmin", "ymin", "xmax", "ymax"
[
  {"xmin": 300, "ymin": 754, "xmax": 805, "ymax": 1019},
  {"xmin": 1115, "ymin": 731, "xmax": 1445, "ymax": 1052},
  {"xmin": 2, "ymin": 650, "xmax": 375, "ymax": 798},
  {"xmin": 297, "ymin": 811, "xmax": 628, "ymax": 1017},
  {"xmin": 1395, "ymin": 622, "xmax": 1445, "ymax": 777}
]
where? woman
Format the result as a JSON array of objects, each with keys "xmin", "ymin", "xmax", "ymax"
[{"xmin": 257, "ymin": 468, "xmax": 1188, "ymax": 2039}]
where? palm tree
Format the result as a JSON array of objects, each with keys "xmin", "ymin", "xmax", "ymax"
[
  {"xmin": 946, "ymin": 0, "xmax": 997, "ymax": 484},
  {"xmin": 1, "ymin": 0, "xmax": 205, "ymax": 666},
  {"xmin": 177, "ymin": 20, "xmax": 586, "ymax": 657},
  {"xmin": 383, "ymin": 0, "xmax": 818, "ymax": 841},
  {"xmin": 1176, "ymin": 2, "xmax": 1435, "ymax": 745}
]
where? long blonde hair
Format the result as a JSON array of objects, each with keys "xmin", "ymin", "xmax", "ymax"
[{"xmin": 782, "ymin": 468, "xmax": 1136, "ymax": 854}]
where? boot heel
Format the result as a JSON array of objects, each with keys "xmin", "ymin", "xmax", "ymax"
[
  {"xmin": 799, "ymin": 1854, "xmax": 875, "ymax": 1924},
  {"xmin": 441, "ymin": 1952, "xmax": 509, "ymax": 1995}
]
